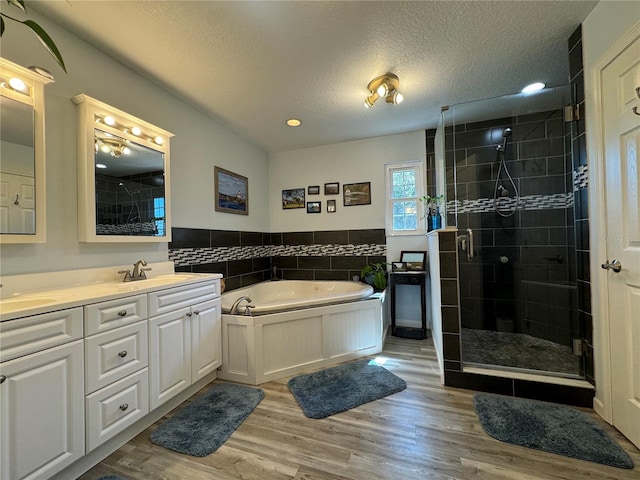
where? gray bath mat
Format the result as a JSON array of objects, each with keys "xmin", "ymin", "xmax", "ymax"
[
  {"xmin": 150, "ymin": 382, "xmax": 264, "ymax": 456},
  {"xmin": 288, "ymin": 358, "xmax": 406, "ymax": 419},
  {"xmin": 474, "ymin": 393, "xmax": 634, "ymax": 469}
]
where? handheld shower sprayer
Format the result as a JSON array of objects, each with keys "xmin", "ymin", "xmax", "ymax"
[{"xmin": 496, "ymin": 128, "xmax": 512, "ymax": 152}]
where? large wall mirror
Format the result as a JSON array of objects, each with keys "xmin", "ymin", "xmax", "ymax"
[
  {"xmin": 73, "ymin": 94, "xmax": 174, "ymax": 243},
  {"xmin": 0, "ymin": 58, "xmax": 53, "ymax": 243}
]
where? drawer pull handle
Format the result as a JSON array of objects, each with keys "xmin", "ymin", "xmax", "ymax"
[
  {"xmin": 193, "ymin": 310, "xmax": 200, "ymax": 315},
  {"xmin": 119, "ymin": 403, "xmax": 129, "ymax": 411},
  {"xmin": 0, "ymin": 375, "xmax": 6, "ymax": 384},
  {"xmin": 118, "ymin": 351, "xmax": 128, "ymax": 358},
  {"xmin": 118, "ymin": 310, "xmax": 127, "ymax": 317},
  {"xmin": 186, "ymin": 312, "xmax": 192, "ymax": 317}
]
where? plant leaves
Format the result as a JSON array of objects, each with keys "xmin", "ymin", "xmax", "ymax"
[
  {"xmin": 7, "ymin": 0, "xmax": 26, "ymax": 13},
  {"xmin": 22, "ymin": 19, "xmax": 66, "ymax": 73}
]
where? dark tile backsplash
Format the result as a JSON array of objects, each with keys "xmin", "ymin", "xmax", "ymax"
[{"xmin": 169, "ymin": 227, "xmax": 386, "ymax": 291}]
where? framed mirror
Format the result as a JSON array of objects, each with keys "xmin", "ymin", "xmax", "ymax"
[
  {"xmin": 73, "ymin": 94, "xmax": 174, "ymax": 243},
  {"xmin": 0, "ymin": 58, "xmax": 53, "ymax": 243}
]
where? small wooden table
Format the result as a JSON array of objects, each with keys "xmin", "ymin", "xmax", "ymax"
[{"xmin": 389, "ymin": 271, "xmax": 428, "ymax": 339}]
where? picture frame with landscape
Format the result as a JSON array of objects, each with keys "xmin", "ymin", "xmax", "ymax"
[
  {"xmin": 214, "ymin": 166, "xmax": 248, "ymax": 215},
  {"xmin": 282, "ymin": 188, "xmax": 305, "ymax": 209},
  {"xmin": 343, "ymin": 181, "xmax": 371, "ymax": 206}
]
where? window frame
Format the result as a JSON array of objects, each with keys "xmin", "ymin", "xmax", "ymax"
[{"xmin": 384, "ymin": 160, "xmax": 426, "ymax": 236}]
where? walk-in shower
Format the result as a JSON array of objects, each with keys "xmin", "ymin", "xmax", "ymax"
[{"xmin": 433, "ymin": 85, "xmax": 585, "ymax": 380}]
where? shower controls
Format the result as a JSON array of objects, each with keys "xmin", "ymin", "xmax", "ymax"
[
  {"xmin": 499, "ymin": 256, "xmax": 509, "ymax": 264},
  {"xmin": 601, "ymin": 259, "xmax": 622, "ymax": 273}
]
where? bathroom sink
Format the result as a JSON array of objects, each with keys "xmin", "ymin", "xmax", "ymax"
[{"xmin": 99, "ymin": 273, "xmax": 206, "ymax": 292}]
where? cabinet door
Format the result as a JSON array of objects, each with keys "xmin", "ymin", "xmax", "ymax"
[
  {"xmin": 0, "ymin": 340, "xmax": 84, "ymax": 480},
  {"xmin": 190, "ymin": 298, "xmax": 222, "ymax": 382},
  {"xmin": 148, "ymin": 309, "xmax": 191, "ymax": 410}
]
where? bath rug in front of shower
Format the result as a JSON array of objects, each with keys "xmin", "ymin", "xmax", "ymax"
[
  {"xmin": 150, "ymin": 382, "xmax": 264, "ymax": 456},
  {"xmin": 287, "ymin": 358, "xmax": 406, "ymax": 419},
  {"xmin": 473, "ymin": 393, "xmax": 634, "ymax": 469},
  {"xmin": 96, "ymin": 476, "xmax": 129, "ymax": 480}
]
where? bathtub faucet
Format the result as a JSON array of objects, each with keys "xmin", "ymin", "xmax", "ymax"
[{"xmin": 230, "ymin": 296, "xmax": 253, "ymax": 315}]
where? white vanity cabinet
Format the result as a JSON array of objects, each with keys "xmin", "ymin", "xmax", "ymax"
[
  {"xmin": 0, "ymin": 309, "xmax": 85, "ymax": 480},
  {"xmin": 84, "ymin": 294, "xmax": 150, "ymax": 452},
  {"xmin": 148, "ymin": 281, "xmax": 221, "ymax": 410}
]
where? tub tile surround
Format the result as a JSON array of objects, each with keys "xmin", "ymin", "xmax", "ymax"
[{"xmin": 169, "ymin": 227, "xmax": 387, "ymax": 290}]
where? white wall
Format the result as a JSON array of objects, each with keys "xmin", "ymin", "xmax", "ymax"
[
  {"xmin": 583, "ymin": 1, "xmax": 640, "ymax": 420},
  {"xmin": 269, "ymin": 130, "xmax": 426, "ymax": 254},
  {"xmin": 0, "ymin": 10, "xmax": 269, "ymax": 275}
]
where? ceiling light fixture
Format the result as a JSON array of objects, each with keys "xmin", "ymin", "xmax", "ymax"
[
  {"xmin": 286, "ymin": 118, "xmax": 301, "ymax": 127},
  {"xmin": 364, "ymin": 73, "xmax": 403, "ymax": 108},
  {"xmin": 521, "ymin": 82, "xmax": 545, "ymax": 94}
]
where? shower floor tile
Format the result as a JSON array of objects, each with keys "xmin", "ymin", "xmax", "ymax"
[{"xmin": 462, "ymin": 328, "xmax": 581, "ymax": 377}]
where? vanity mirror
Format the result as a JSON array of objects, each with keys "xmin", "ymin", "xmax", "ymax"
[
  {"xmin": 0, "ymin": 58, "xmax": 53, "ymax": 243},
  {"xmin": 73, "ymin": 94, "xmax": 174, "ymax": 242}
]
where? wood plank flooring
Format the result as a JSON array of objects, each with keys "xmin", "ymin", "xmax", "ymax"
[{"xmin": 79, "ymin": 336, "xmax": 640, "ymax": 480}]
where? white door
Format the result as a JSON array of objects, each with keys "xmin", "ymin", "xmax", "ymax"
[
  {"xmin": 0, "ymin": 173, "xmax": 35, "ymax": 234},
  {"xmin": 190, "ymin": 298, "xmax": 222, "ymax": 382},
  {"xmin": 149, "ymin": 309, "xmax": 191, "ymax": 410},
  {"xmin": 602, "ymin": 32, "xmax": 640, "ymax": 449},
  {"xmin": 0, "ymin": 341, "xmax": 84, "ymax": 480}
]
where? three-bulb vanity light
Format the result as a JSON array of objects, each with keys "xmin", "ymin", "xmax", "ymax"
[
  {"xmin": 94, "ymin": 114, "xmax": 164, "ymax": 146},
  {"xmin": 364, "ymin": 73, "xmax": 404, "ymax": 108},
  {"xmin": 94, "ymin": 137, "xmax": 131, "ymax": 158}
]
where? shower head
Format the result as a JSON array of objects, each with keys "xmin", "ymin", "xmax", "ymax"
[
  {"xmin": 119, "ymin": 182, "xmax": 134, "ymax": 197},
  {"xmin": 498, "ymin": 127, "xmax": 512, "ymax": 152}
]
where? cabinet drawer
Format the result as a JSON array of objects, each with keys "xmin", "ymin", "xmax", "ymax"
[
  {"xmin": 0, "ymin": 307, "xmax": 83, "ymax": 362},
  {"xmin": 148, "ymin": 280, "xmax": 219, "ymax": 317},
  {"xmin": 85, "ymin": 368, "xmax": 149, "ymax": 452},
  {"xmin": 85, "ymin": 320, "xmax": 148, "ymax": 394},
  {"xmin": 85, "ymin": 294, "xmax": 147, "ymax": 335}
]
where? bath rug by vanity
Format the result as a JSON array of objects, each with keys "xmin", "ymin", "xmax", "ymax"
[
  {"xmin": 96, "ymin": 476, "xmax": 128, "ymax": 480},
  {"xmin": 150, "ymin": 382, "xmax": 264, "ymax": 457},
  {"xmin": 287, "ymin": 358, "xmax": 406, "ymax": 419},
  {"xmin": 473, "ymin": 393, "xmax": 634, "ymax": 469}
]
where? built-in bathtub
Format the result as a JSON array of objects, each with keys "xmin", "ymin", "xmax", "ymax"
[{"xmin": 218, "ymin": 280, "xmax": 386, "ymax": 385}]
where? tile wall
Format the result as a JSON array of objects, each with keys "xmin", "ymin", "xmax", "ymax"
[{"xmin": 169, "ymin": 227, "xmax": 386, "ymax": 292}]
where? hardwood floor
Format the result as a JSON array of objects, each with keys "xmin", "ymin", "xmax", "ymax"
[{"xmin": 80, "ymin": 335, "xmax": 639, "ymax": 480}]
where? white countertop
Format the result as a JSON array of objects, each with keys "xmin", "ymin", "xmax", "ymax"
[{"xmin": 0, "ymin": 262, "xmax": 222, "ymax": 321}]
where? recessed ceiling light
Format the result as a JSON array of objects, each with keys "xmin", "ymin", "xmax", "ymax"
[
  {"xmin": 96, "ymin": 163, "xmax": 107, "ymax": 169},
  {"xmin": 286, "ymin": 118, "xmax": 301, "ymax": 127},
  {"xmin": 521, "ymin": 82, "xmax": 545, "ymax": 94}
]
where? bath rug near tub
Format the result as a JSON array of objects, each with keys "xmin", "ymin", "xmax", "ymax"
[
  {"xmin": 287, "ymin": 358, "xmax": 406, "ymax": 419},
  {"xmin": 150, "ymin": 382, "xmax": 264, "ymax": 457},
  {"xmin": 96, "ymin": 476, "xmax": 129, "ymax": 480},
  {"xmin": 473, "ymin": 393, "xmax": 634, "ymax": 469}
]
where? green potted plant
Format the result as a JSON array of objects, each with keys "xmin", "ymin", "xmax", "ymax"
[
  {"xmin": 419, "ymin": 194, "xmax": 444, "ymax": 231},
  {"xmin": 1, "ymin": 0, "xmax": 67, "ymax": 73},
  {"xmin": 360, "ymin": 262, "xmax": 388, "ymax": 291}
]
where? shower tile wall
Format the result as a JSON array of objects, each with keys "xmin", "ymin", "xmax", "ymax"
[
  {"xmin": 444, "ymin": 109, "xmax": 578, "ymax": 350},
  {"xmin": 568, "ymin": 24, "xmax": 594, "ymax": 385},
  {"xmin": 169, "ymin": 227, "xmax": 386, "ymax": 291}
]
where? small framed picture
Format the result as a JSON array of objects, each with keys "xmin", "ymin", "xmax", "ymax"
[
  {"xmin": 282, "ymin": 188, "xmax": 305, "ymax": 209},
  {"xmin": 392, "ymin": 262, "xmax": 407, "ymax": 272},
  {"xmin": 308, "ymin": 185, "xmax": 320, "ymax": 195},
  {"xmin": 343, "ymin": 181, "xmax": 371, "ymax": 206},
  {"xmin": 324, "ymin": 182, "xmax": 340, "ymax": 195},
  {"xmin": 327, "ymin": 199, "xmax": 336, "ymax": 213},
  {"xmin": 307, "ymin": 201, "xmax": 321, "ymax": 213},
  {"xmin": 400, "ymin": 251, "xmax": 427, "ymax": 271}
]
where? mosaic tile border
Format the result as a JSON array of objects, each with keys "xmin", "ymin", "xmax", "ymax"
[
  {"xmin": 573, "ymin": 164, "xmax": 589, "ymax": 191},
  {"xmin": 447, "ymin": 192, "xmax": 574, "ymax": 214},
  {"xmin": 169, "ymin": 243, "xmax": 387, "ymax": 267}
]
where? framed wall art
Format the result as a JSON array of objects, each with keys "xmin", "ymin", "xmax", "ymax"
[
  {"xmin": 308, "ymin": 185, "xmax": 320, "ymax": 195},
  {"xmin": 307, "ymin": 201, "xmax": 321, "ymax": 213},
  {"xmin": 327, "ymin": 199, "xmax": 336, "ymax": 213},
  {"xmin": 343, "ymin": 181, "xmax": 371, "ymax": 206},
  {"xmin": 214, "ymin": 166, "xmax": 248, "ymax": 215},
  {"xmin": 324, "ymin": 182, "xmax": 340, "ymax": 195},
  {"xmin": 282, "ymin": 188, "xmax": 305, "ymax": 209}
]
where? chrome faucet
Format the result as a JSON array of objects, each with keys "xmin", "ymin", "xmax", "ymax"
[
  {"xmin": 230, "ymin": 296, "xmax": 253, "ymax": 315},
  {"xmin": 118, "ymin": 260, "xmax": 152, "ymax": 282}
]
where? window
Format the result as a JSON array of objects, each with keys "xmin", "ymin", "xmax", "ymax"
[
  {"xmin": 153, "ymin": 197, "xmax": 165, "ymax": 236},
  {"xmin": 385, "ymin": 161, "xmax": 425, "ymax": 235}
]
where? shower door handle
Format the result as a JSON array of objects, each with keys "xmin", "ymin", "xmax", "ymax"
[{"xmin": 466, "ymin": 228, "xmax": 474, "ymax": 261}]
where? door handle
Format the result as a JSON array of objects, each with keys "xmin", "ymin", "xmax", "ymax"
[
  {"xmin": 466, "ymin": 228, "xmax": 474, "ymax": 261},
  {"xmin": 601, "ymin": 259, "xmax": 622, "ymax": 273}
]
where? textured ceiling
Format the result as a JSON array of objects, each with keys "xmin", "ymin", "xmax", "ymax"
[{"xmin": 32, "ymin": 1, "xmax": 597, "ymax": 153}]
